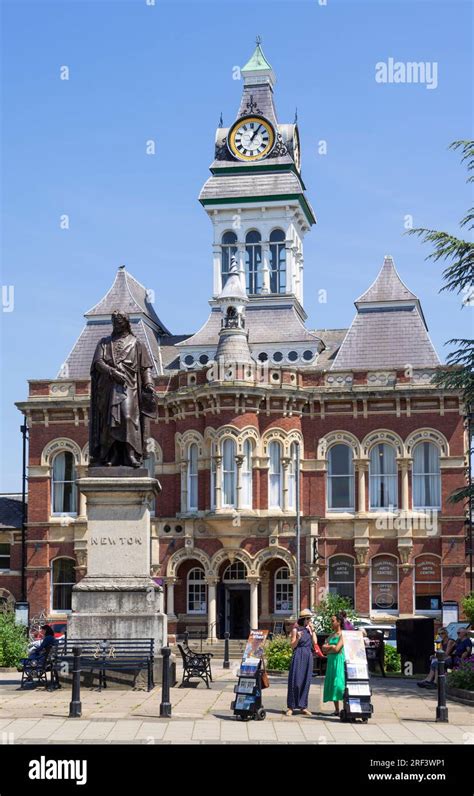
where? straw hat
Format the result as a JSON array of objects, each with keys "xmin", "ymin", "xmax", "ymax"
[{"xmin": 298, "ymin": 609, "xmax": 313, "ymax": 619}]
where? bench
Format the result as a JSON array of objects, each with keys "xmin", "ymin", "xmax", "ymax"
[
  {"xmin": 177, "ymin": 643, "xmax": 213, "ymax": 688},
  {"xmin": 20, "ymin": 643, "xmax": 62, "ymax": 690},
  {"xmin": 57, "ymin": 638, "xmax": 155, "ymax": 691}
]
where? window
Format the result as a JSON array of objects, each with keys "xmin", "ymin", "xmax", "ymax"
[
  {"xmin": 413, "ymin": 442, "xmax": 441, "ymax": 509},
  {"xmin": 187, "ymin": 568, "xmax": 207, "ymax": 614},
  {"xmin": 275, "ymin": 567, "xmax": 294, "ymax": 612},
  {"xmin": 287, "ymin": 442, "xmax": 298, "ymax": 510},
  {"xmin": 0, "ymin": 544, "xmax": 11, "ymax": 570},
  {"xmin": 371, "ymin": 556, "xmax": 398, "ymax": 611},
  {"xmin": 328, "ymin": 556, "xmax": 355, "ymax": 606},
  {"xmin": 187, "ymin": 443, "xmax": 198, "ymax": 511},
  {"xmin": 223, "ymin": 562, "xmax": 247, "ymax": 580},
  {"xmin": 269, "ymin": 229, "xmax": 286, "ymax": 293},
  {"xmin": 369, "ymin": 443, "xmax": 398, "ymax": 509},
  {"xmin": 222, "ymin": 438, "xmax": 236, "ymax": 507},
  {"xmin": 328, "ymin": 444, "xmax": 355, "ymax": 510},
  {"xmin": 268, "ymin": 441, "xmax": 283, "ymax": 508},
  {"xmin": 241, "ymin": 439, "xmax": 252, "ymax": 508},
  {"xmin": 245, "ymin": 230, "xmax": 262, "ymax": 294},
  {"xmin": 221, "ymin": 231, "xmax": 237, "ymax": 287},
  {"xmin": 51, "ymin": 558, "xmax": 75, "ymax": 612},
  {"xmin": 415, "ymin": 555, "xmax": 442, "ymax": 612},
  {"xmin": 52, "ymin": 452, "xmax": 77, "ymax": 514}
]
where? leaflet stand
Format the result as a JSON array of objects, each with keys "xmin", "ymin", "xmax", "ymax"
[
  {"xmin": 231, "ymin": 629, "xmax": 268, "ymax": 722},
  {"xmin": 339, "ymin": 631, "xmax": 374, "ymax": 723}
]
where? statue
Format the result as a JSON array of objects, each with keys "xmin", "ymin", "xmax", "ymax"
[{"xmin": 89, "ymin": 310, "xmax": 156, "ymax": 468}]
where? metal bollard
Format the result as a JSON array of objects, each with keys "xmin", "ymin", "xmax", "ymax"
[
  {"xmin": 223, "ymin": 631, "xmax": 230, "ymax": 669},
  {"xmin": 160, "ymin": 646, "xmax": 172, "ymax": 718},
  {"xmin": 436, "ymin": 650, "xmax": 449, "ymax": 723},
  {"xmin": 69, "ymin": 646, "xmax": 82, "ymax": 718}
]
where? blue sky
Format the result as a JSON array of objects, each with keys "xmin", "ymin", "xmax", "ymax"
[{"xmin": 1, "ymin": 0, "xmax": 472, "ymax": 491}]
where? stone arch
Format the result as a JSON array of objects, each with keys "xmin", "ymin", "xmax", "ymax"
[
  {"xmin": 261, "ymin": 427, "xmax": 287, "ymax": 456},
  {"xmin": 166, "ymin": 546, "xmax": 213, "ymax": 578},
  {"xmin": 210, "ymin": 547, "xmax": 256, "ymax": 577},
  {"xmin": 145, "ymin": 437, "xmax": 163, "ymax": 463},
  {"xmin": 405, "ymin": 428, "xmax": 449, "ymax": 457},
  {"xmin": 317, "ymin": 430, "xmax": 361, "ymax": 461},
  {"xmin": 0, "ymin": 588, "xmax": 15, "ymax": 611},
  {"xmin": 286, "ymin": 429, "xmax": 304, "ymax": 458},
  {"xmin": 41, "ymin": 438, "xmax": 82, "ymax": 467},
  {"xmin": 254, "ymin": 546, "xmax": 296, "ymax": 577},
  {"xmin": 236, "ymin": 425, "xmax": 260, "ymax": 456},
  {"xmin": 175, "ymin": 430, "xmax": 205, "ymax": 461},
  {"xmin": 361, "ymin": 429, "xmax": 405, "ymax": 458},
  {"xmin": 81, "ymin": 442, "xmax": 89, "ymax": 466}
]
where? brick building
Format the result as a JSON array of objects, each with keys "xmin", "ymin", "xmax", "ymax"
[{"xmin": 4, "ymin": 43, "xmax": 469, "ymax": 638}]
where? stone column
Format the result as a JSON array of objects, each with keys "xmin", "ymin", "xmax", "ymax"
[
  {"xmin": 261, "ymin": 243, "xmax": 271, "ymax": 293},
  {"xmin": 215, "ymin": 455, "xmax": 223, "ymax": 511},
  {"xmin": 260, "ymin": 571, "xmax": 270, "ymax": 620},
  {"xmin": 248, "ymin": 577, "xmax": 260, "ymax": 630},
  {"xmin": 165, "ymin": 576, "xmax": 178, "ymax": 620},
  {"xmin": 235, "ymin": 455, "xmax": 244, "ymax": 510},
  {"xmin": 400, "ymin": 460, "xmax": 410, "ymax": 511},
  {"xmin": 213, "ymin": 243, "xmax": 222, "ymax": 297},
  {"xmin": 76, "ymin": 465, "xmax": 88, "ymax": 517},
  {"xmin": 180, "ymin": 462, "xmax": 187, "ymax": 514},
  {"xmin": 206, "ymin": 577, "xmax": 218, "ymax": 640},
  {"xmin": 282, "ymin": 458, "xmax": 289, "ymax": 512},
  {"xmin": 356, "ymin": 460, "xmax": 368, "ymax": 513},
  {"xmin": 237, "ymin": 243, "xmax": 246, "ymax": 293}
]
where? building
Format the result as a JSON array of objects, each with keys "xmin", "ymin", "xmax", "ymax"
[{"xmin": 8, "ymin": 43, "xmax": 469, "ymax": 638}]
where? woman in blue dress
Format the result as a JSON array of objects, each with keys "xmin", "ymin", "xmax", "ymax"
[{"xmin": 286, "ymin": 609, "xmax": 317, "ymax": 716}]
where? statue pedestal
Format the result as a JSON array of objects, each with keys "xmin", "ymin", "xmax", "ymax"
[{"xmin": 68, "ymin": 470, "xmax": 171, "ymax": 688}]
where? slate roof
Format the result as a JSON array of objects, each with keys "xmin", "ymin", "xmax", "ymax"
[
  {"xmin": 331, "ymin": 256, "xmax": 440, "ymax": 371},
  {"xmin": 199, "ymin": 171, "xmax": 305, "ymax": 202},
  {"xmin": 85, "ymin": 265, "xmax": 170, "ymax": 333},
  {"xmin": 0, "ymin": 494, "xmax": 23, "ymax": 530}
]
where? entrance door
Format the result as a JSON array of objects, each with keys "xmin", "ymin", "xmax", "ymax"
[{"xmin": 225, "ymin": 587, "xmax": 250, "ymax": 638}]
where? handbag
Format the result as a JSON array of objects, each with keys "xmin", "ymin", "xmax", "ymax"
[
  {"xmin": 313, "ymin": 642, "xmax": 325, "ymax": 659},
  {"xmin": 260, "ymin": 661, "xmax": 270, "ymax": 689}
]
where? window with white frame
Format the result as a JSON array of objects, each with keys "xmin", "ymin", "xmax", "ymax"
[
  {"xmin": 241, "ymin": 439, "xmax": 252, "ymax": 508},
  {"xmin": 245, "ymin": 230, "xmax": 262, "ymax": 294},
  {"xmin": 223, "ymin": 562, "xmax": 247, "ymax": 580},
  {"xmin": 268, "ymin": 441, "xmax": 283, "ymax": 508},
  {"xmin": 187, "ymin": 568, "xmax": 207, "ymax": 614},
  {"xmin": 221, "ymin": 231, "xmax": 237, "ymax": 287},
  {"xmin": 222, "ymin": 438, "xmax": 237, "ymax": 507},
  {"xmin": 0, "ymin": 543, "xmax": 11, "ymax": 570},
  {"xmin": 287, "ymin": 442, "xmax": 298, "ymax": 510},
  {"xmin": 328, "ymin": 444, "xmax": 355, "ymax": 510},
  {"xmin": 412, "ymin": 442, "xmax": 441, "ymax": 509},
  {"xmin": 369, "ymin": 443, "xmax": 398, "ymax": 509},
  {"xmin": 187, "ymin": 443, "xmax": 198, "ymax": 511},
  {"xmin": 275, "ymin": 567, "xmax": 294, "ymax": 613},
  {"xmin": 52, "ymin": 451, "xmax": 77, "ymax": 514},
  {"xmin": 328, "ymin": 555, "xmax": 355, "ymax": 605},
  {"xmin": 51, "ymin": 558, "xmax": 75, "ymax": 612},
  {"xmin": 269, "ymin": 229, "xmax": 286, "ymax": 293},
  {"xmin": 371, "ymin": 556, "xmax": 399, "ymax": 611}
]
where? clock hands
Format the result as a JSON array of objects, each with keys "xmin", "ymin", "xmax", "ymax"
[{"xmin": 250, "ymin": 124, "xmax": 263, "ymax": 143}]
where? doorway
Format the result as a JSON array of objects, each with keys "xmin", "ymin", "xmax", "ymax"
[{"xmin": 224, "ymin": 586, "xmax": 250, "ymax": 638}]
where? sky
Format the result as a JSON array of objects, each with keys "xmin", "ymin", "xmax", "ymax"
[{"xmin": 1, "ymin": 0, "xmax": 473, "ymax": 492}]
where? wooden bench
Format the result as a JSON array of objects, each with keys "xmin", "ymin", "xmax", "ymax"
[
  {"xmin": 58, "ymin": 638, "xmax": 155, "ymax": 691},
  {"xmin": 177, "ymin": 643, "xmax": 213, "ymax": 688}
]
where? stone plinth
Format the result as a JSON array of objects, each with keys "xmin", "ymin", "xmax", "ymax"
[{"xmin": 68, "ymin": 470, "xmax": 170, "ymax": 687}]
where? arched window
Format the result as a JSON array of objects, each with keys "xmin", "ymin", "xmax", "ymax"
[
  {"xmin": 275, "ymin": 567, "xmax": 294, "ymax": 613},
  {"xmin": 269, "ymin": 229, "xmax": 286, "ymax": 294},
  {"xmin": 52, "ymin": 452, "xmax": 77, "ymax": 514},
  {"xmin": 369, "ymin": 443, "xmax": 397, "ymax": 509},
  {"xmin": 51, "ymin": 558, "xmax": 75, "ymax": 612},
  {"xmin": 268, "ymin": 441, "xmax": 283, "ymax": 508},
  {"xmin": 221, "ymin": 231, "xmax": 237, "ymax": 287},
  {"xmin": 414, "ymin": 554, "xmax": 442, "ymax": 612},
  {"xmin": 187, "ymin": 443, "xmax": 198, "ymax": 511},
  {"xmin": 245, "ymin": 230, "xmax": 262, "ymax": 294},
  {"xmin": 371, "ymin": 555, "xmax": 399, "ymax": 612},
  {"xmin": 241, "ymin": 439, "xmax": 252, "ymax": 508},
  {"xmin": 287, "ymin": 442, "xmax": 298, "ymax": 510},
  {"xmin": 223, "ymin": 561, "xmax": 247, "ymax": 581},
  {"xmin": 187, "ymin": 568, "xmax": 207, "ymax": 614},
  {"xmin": 222, "ymin": 438, "xmax": 237, "ymax": 507},
  {"xmin": 328, "ymin": 555, "xmax": 355, "ymax": 606},
  {"xmin": 413, "ymin": 442, "xmax": 441, "ymax": 509},
  {"xmin": 328, "ymin": 444, "xmax": 355, "ymax": 510}
]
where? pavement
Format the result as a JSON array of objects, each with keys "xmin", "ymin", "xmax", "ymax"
[{"xmin": 0, "ymin": 665, "xmax": 472, "ymax": 745}]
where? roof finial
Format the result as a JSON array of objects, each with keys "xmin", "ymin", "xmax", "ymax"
[
  {"xmin": 256, "ymin": 34, "xmax": 262, "ymax": 46},
  {"xmin": 218, "ymin": 111, "xmax": 223, "ymax": 128},
  {"xmin": 119, "ymin": 264, "xmax": 126, "ymax": 270},
  {"xmin": 294, "ymin": 107, "xmax": 298, "ymax": 124}
]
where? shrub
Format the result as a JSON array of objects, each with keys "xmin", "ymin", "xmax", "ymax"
[
  {"xmin": 447, "ymin": 656, "xmax": 474, "ymax": 692},
  {"xmin": 265, "ymin": 635, "xmax": 293, "ymax": 671},
  {"xmin": 0, "ymin": 610, "xmax": 29, "ymax": 667},
  {"xmin": 312, "ymin": 594, "xmax": 357, "ymax": 633},
  {"xmin": 384, "ymin": 644, "xmax": 401, "ymax": 673},
  {"xmin": 461, "ymin": 593, "xmax": 474, "ymax": 626}
]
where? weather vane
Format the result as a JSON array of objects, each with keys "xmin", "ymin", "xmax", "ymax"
[{"xmin": 256, "ymin": 35, "xmax": 262, "ymax": 46}]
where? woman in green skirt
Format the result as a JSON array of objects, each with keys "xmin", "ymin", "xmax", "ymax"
[{"xmin": 322, "ymin": 613, "xmax": 345, "ymax": 716}]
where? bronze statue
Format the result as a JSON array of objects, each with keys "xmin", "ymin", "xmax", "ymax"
[{"xmin": 89, "ymin": 310, "xmax": 156, "ymax": 468}]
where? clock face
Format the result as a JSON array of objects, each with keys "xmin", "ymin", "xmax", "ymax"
[{"xmin": 228, "ymin": 116, "xmax": 275, "ymax": 161}]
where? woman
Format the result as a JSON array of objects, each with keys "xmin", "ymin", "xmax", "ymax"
[
  {"xmin": 286, "ymin": 608, "xmax": 317, "ymax": 716},
  {"xmin": 417, "ymin": 627, "xmax": 455, "ymax": 689},
  {"xmin": 322, "ymin": 613, "xmax": 345, "ymax": 716}
]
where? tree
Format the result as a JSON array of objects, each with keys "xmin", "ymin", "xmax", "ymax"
[{"xmin": 408, "ymin": 140, "xmax": 474, "ymax": 507}]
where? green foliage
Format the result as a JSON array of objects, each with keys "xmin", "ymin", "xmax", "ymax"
[
  {"xmin": 265, "ymin": 635, "xmax": 293, "ymax": 671},
  {"xmin": 312, "ymin": 593, "xmax": 357, "ymax": 633},
  {"xmin": 384, "ymin": 645, "xmax": 401, "ymax": 673},
  {"xmin": 0, "ymin": 610, "xmax": 29, "ymax": 667},
  {"xmin": 461, "ymin": 593, "xmax": 474, "ymax": 625},
  {"xmin": 447, "ymin": 657, "xmax": 474, "ymax": 692}
]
